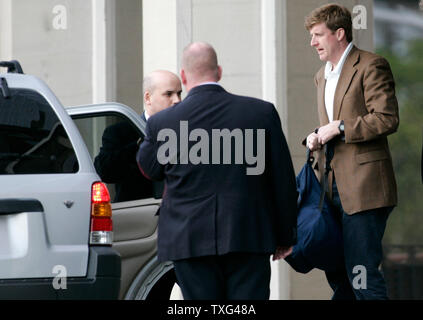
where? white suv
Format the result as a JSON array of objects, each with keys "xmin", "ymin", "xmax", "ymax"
[{"xmin": 0, "ymin": 61, "xmax": 176, "ymax": 299}]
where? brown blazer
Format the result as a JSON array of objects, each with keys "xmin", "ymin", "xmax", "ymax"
[{"xmin": 313, "ymin": 45, "xmax": 399, "ymax": 214}]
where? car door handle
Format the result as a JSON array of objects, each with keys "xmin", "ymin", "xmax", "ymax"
[{"xmin": 0, "ymin": 198, "xmax": 44, "ymax": 215}]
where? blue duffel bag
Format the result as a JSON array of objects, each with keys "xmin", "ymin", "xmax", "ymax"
[{"xmin": 284, "ymin": 148, "xmax": 344, "ymax": 273}]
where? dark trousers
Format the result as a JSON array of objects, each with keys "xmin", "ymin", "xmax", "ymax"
[
  {"xmin": 173, "ymin": 252, "xmax": 271, "ymax": 300},
  {"xmin": 325, "ymin": 178, "xmax": 392, "ymax": 300}
]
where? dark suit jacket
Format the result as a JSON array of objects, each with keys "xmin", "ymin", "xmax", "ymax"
[
  {"xmin": 137, "ymin": 84, "xmax": 298, "ymax": 262},
  {"xmin": 313, "ymin": 46, "xmax": 399, "ymax": 214},
  {"xmin": 94, "ymin": 118, "xmax": 153, "ymax": 202}
]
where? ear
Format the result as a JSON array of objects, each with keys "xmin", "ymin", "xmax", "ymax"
[
  {"xmin": 180, "ymin": 69, "xmax": 187, "ymax": 86},
  {"xmin": 216, "ymin": 66, "xmax": 223, "ymax": 82},
  {"xmin": 336, "ymin": 28, "xmax": 346, "ymax": 42},
  {"xmin": 144, "ymin": 91, "xmax": 151, "ymax": 106}
]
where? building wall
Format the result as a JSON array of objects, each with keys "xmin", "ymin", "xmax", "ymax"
[
  {"xmin": 192, "ymin": 0, "xmax": 262, "ymax": 98},
  {"xmin": 0, "ymin": 0, "xmax": 93, "ymax": 106},
  {"xmin": 115, "ymin": 0, "xmax": 143, "ymax": 113},
  {"xmin": 281, "ymin": 0, "xmax": 335, "ymax": 300},
  {"xmin": 0, "ymin": 0, "xmax": 143, "ymax": 110}
]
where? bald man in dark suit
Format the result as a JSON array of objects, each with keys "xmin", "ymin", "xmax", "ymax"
[
  {"xmin": 94, "ymin": 70, "xmax": 182, "ymax": 202},
  {"xmin": 137, "ymin": 42, "xmax": 298, "ymax": 300}
]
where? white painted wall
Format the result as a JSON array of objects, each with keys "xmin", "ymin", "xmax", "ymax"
[{"xmin": 7, "ymin": 0, "xmax": 93, "ymax": 106}]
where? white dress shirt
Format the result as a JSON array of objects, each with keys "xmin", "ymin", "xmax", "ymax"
[
  {"xmin": 144, "ymin": 111, "xmax": 151, "ymax": 121},
  {"xmin": 324, "ymin": 42, "xmax": 353, "ymax": 122},
  {"xmin": 197, "ymin": 81, "xmax": 222, "ymax": 87}
]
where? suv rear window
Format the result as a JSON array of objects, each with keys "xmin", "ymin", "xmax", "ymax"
[{"xmin": 0, "ymin": 88, "xmax": 78, "ymax": 174}]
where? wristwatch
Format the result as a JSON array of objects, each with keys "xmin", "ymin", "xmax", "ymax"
[{"xmin": 338, "ymin": 120, "xmax": 345, "ymax": 135}]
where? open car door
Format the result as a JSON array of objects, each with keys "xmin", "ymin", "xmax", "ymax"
[{"xmin": 67, "ymin": 103, "xmax": 176, "ymax": 299}]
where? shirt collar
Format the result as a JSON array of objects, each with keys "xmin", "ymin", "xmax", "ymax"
[
  {"xmin": 325, "ymin": 42, "xmax": 353, "ymax": 79},
  {"xmin": 197, "ymin": 81, "xmax": 222, "ymax": 87},
  {"xmin": 144, "ymin": 110, "xmax": 151, "ymax": 121}
]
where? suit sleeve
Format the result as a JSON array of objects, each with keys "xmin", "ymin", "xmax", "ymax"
[
  {"xmin": 136, "ymin": 118, "xmax": 165, "ymax": 181},
  {"xmin": 268, "ymin": 106, "xmax": 298, "ymax": 246},
  {"xmin": 94, "ymin": 125, "xmax": 140, "ymax": 183},
  {"xmin": 344, "ymin": 57, "xmax": 399, "ymax": 143}
]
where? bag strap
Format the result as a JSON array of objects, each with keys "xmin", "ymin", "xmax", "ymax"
[
  {"xmin": 306, "ymin": 148, "xmax": 315, "ymax": 165},
  {"xmin": 318, "ymin": 140, "xmax": 335, "ymax": 211}
]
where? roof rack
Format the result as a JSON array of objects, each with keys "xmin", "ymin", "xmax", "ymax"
[{"xmin": 0, "ymin": 60, "xmax": 24, "ymax": 74}]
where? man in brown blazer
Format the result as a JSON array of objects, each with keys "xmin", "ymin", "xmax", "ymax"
[{"xmin": 304, "ymin": 4, "xmax": 399, "ymax": 300}]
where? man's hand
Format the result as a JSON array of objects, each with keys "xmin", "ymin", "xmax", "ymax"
[
  {"xmin": 306, "ymin": 132, "xmax": 322, "ymax": 151},
  {"xmin": 316, "ymin": 120, "xmax": 341, "ymax": 145},
  {"xmin": 272, "ymin": 246, "xmax": 293, "ymax": 261}
]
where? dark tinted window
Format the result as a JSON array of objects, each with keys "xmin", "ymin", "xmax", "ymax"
[
  {"xmin": 73, "ymin": 113, "xmax": 162, "ymax": 203},
  {"xmin": 0, "ymin": 88, "xmax": 78, "ymax": 174}
]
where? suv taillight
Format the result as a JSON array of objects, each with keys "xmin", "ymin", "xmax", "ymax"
[{"xmin": 90, "ymin": 182, "xmax": 113, "ymax": 245}]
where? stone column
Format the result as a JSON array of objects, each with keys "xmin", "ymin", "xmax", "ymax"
[{"xmin": 142, "ymin": 0, "xmax": 192, "ymax": 79}]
